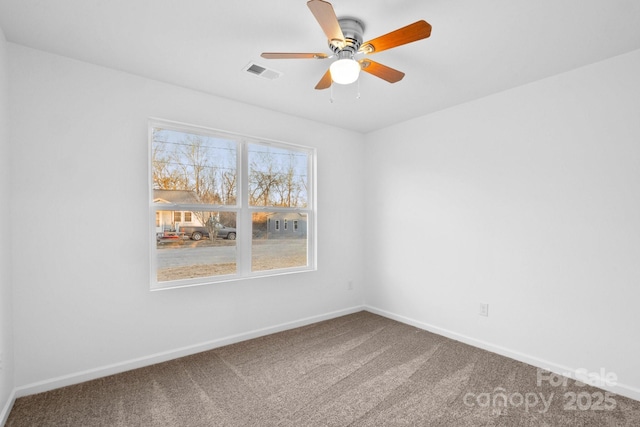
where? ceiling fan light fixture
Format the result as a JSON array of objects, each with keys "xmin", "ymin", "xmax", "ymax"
[
  {"xmin": 330, "ymin": 57, "xmax": 360, "ymax": 85},
  {"xmin": 260, "ymin": 1, "xmax": 433, "ymax": 90}
]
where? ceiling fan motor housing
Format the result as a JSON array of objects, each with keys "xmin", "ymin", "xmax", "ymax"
[{"xmin": 330, "ymin": 18, "xmax": 365, "ymax": 56}]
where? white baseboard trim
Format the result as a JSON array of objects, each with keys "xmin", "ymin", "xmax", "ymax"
[
  {"xmin": 364, "ymin": 305, "xmax": 640, "ymax": 403},
  {"xmin": 0, "ymin": 389, "xmax": 16, "ymax": 427},
  {"xmin": 14, "ymin": 305, "xmax": 365, "ymax": 398}
]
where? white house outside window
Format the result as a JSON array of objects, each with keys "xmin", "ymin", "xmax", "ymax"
[{"xmin": 150, "ymin": 119, "xmax": 315, "ymax": 290}]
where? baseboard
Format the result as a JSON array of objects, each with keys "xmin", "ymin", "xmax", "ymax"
[
  {"xmin": 364, "ymin": 305, "xmax": 640, "ymax": 403},
  {"xmin": 0, "ymin": 389, "xmax": 16, "ymax": 427},
  {"xmin": 15, "ymin": 305, "xmax": 365, "ymax": 398}
]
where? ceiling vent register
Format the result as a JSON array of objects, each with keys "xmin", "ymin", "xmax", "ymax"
[{"xmin": 244, "ymin": 62, "xmax": 282, "ymax": 80}]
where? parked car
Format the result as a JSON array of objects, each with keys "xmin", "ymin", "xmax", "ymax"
[{"xmin": 179, "ymin": 225, "xmax": 237, "ymax": 241}]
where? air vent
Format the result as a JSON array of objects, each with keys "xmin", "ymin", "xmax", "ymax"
[{"xmin": 243, "ymin": 62, "xmax": 282, "ymax": 80}]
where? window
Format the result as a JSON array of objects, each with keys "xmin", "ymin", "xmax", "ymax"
[{"xmin": 150, "ymin": 119, "xmax": 315, "ymax": 289}]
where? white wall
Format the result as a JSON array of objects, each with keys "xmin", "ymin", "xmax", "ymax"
[
  {"xmin": 0, "ymin": 23, "xmax": 15, "ymax": 424},
  {"xmin": 6, "ymin": 34, "xmax": 640, "ymax": 406},
  {"xmin": 8, "ymin": 44, "xmax": 365, "ymax": 393},
  {"xmin": 364, "ymin": 50, "xmax": 640, "ymax": 399}
]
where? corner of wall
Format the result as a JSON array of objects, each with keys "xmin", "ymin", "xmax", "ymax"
[{"xmin": 0, "ymin": 21, "xmax": 16, "ymax": 427}]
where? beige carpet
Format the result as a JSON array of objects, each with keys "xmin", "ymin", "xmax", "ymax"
[{"xmin": 7, "ymin": 311, "xmax": 640, "ymax": 426}]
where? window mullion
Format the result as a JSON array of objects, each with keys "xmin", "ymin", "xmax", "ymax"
[{"xmin": 238, "ymin": 140, "xmax": 252, "ymax": 275}]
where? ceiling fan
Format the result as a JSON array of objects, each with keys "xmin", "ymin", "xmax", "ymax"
[{"xmin": 261, "ymin": 0, "xmax": 432, "ymax": 90}]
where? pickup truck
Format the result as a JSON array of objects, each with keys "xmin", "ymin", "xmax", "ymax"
[{"xmin": 178, "ymin": 225, "xmax": 237, "ymax": 241}]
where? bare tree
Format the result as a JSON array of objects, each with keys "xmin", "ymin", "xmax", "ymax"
[
  {"xmin": 221, "ymin": 170, "xmax": 237, "ymax": 205},
  {"xmin": 249, "ymin": 150, "xmax": 279, "ymax": 206},
  {"xmin": 152, "ymin": 131, "xmax": 187, "ymax": 190},
  {"xmin": 275, "ymin": 153, "xmax": 305, "ymax": 207},
  {"xmin": 205, "ymin": 214, "xmax": 219, "ymax": 241},
  {"xmin": 249, "ymin": 150, "xmax": 308, "ymax": 207},
  {"xmin": 177, "ymin": 135, "xmax": 208, "ymax": 196}
]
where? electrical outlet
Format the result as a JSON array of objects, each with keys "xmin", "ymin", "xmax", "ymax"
[{"xmin": 479, "ymin": 303, "xmax": 489, "ymax": 317}]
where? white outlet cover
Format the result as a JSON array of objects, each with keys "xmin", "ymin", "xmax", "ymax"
[{"xmin": 479, "ymin": 303, "xmax": 489, "ymax": 316}]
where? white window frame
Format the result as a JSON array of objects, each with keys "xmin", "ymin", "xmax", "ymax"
[{"xmin": 149, "ymin": 118, "xmax": 316, "ymax": 290}]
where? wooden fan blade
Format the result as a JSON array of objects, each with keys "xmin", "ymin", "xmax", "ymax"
[
  {"xmin": 307, "ymin": 0, "xmax": 344, "ymax": 44},
  {"xmin": 359, "ymin": 59, "xmax": 405, "ymax": 83},
  {"xmin": 359, "ymin": 20, "xmax": 432, "ymax": 55},
  {"xmin": 315, "ymin": 69, "xmax": 332, "ymax": 90},
  {"xmin": 261, "ymin": 52, "xmax": 328, "ymax": 59}
]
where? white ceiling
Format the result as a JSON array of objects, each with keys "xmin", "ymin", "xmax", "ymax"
[{"xmin": 1, "ymin": 0, "xmax": 639, "ymax": 133}]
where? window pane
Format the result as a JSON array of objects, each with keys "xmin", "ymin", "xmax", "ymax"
[
  {"xmin": 252, "ymin": 212, "xmax": 307, "ymax": 272},
  {"xmin": 248, "ymin": 143, "xmax": 308, "ymax": 207},
  {"xmin": 152, "ymin": 128, "xmax": 237, "ymax": 205},
  {"xmin": 156, "ymin": 211, "xmax": 237, "ymax": 282}
]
